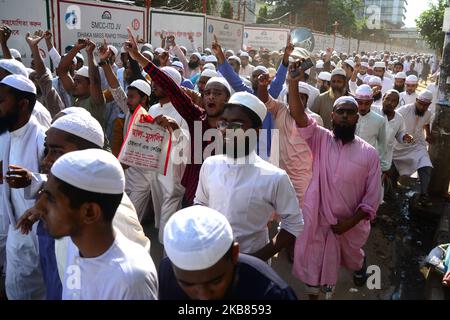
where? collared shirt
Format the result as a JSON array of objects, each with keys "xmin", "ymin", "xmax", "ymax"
[
  {"xmin": 355, "ymin": 110, "xmax": 389, "ymax": 171},
  {"xmin": 62, "ymin": 231, "xmax": 158, "ymax": 300},
  {"xmin": 72, "ymin": 95, "xmax": 106, "ymax": 129},
  {"xmin": 158, "ymin": 254, "xmax": 297, "ymax": 300},
  {"xmin": 239, "ymin": 64, "xmax": 255, "ymax": 78},
  {"xmin": 310, "ymin": 90, "xmax": 339, "ymax": 130},
  {"xmin": 399, "ymin": 91, "xmax": 417, "ymax": 107},
  {"xmin": 32, "ymin": 101, "xmax": 52, "ymax": 129},
  {"xmin": 194, "ymin": 152, "xmax": 303, "ymax": 254}
]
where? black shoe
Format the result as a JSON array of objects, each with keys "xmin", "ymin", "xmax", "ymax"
[{"xmin": 353, "ymin": 257, "xmax": 368, "ymax": 287}]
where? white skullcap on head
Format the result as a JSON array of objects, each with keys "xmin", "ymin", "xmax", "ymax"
[
  {"xmin": 405, "ymin": 75, "xmax": 418, "ymax": 84},
  {"xmin": 75, "ymin": 53, "xmax": 84, "ymax": 62},
  {"xmin": 161, "ymin": 66, "xmax": 182, "ymax": 86},
  {"xmin": 417, "ymin": 90, "xmax": 433, "ymax": 103},
  {"xmin": 141, "ymin": 43, "xmax": 153, "ymax": 51},
  {"xmin": 142, "ymin": 50, "xmax": 154, "ymax": 61},
  {"xmin": 254, "ymin": 66, "xmax": 269, "ymax": 74},
  {"xmin": 205, "ymin": 55, "xmax": 218, "ymax": 63},
  {"xmin": 228, "ymin": 55, "xmax": 241, "ymax": 65},
  {"xmin": 330, "ymin": 61, "xmax": 336, "ymax": 68},
  {"xmin": 108, "ymin": 45, "xmax": 118, "ymax": 56},
  {"xmin": 395, "ymin": 72, "xmax": 407, "ymax": 79},
  {"xmin": 202, "ymin": 63, "xmax": 216, "ymax": 71},
  {"xmin": 239, "ymin": 51, "xmax": 249, "ymax": 58},
  {"xmin": 51, "ymin": 149, "xmax": 125, "ymax": 194},
  {"xmin": 361, "ymin": 61, "xmax": 369, "ymax": 68},
  {"xmin": 369, "ymin": 76, "xmax": 382, "ymax": 87},
  {"xmin": 129, "ymin": 79, "xmax": 151, "ymax": 96},
  {"xmin": 316, "ymin": 60, "xmax": 324, "ymax": 69},
  {"xmin": 200, "ymin": 69, "xmax": 218, "ymax": 78},
  {"xmin": 9, "ymin": 49, "xmax": 21, "ymax": 59},
  {"xmin": 363, "ymin": 74, "xmax": 372, "ymax": 84},
  {"xmin": 206, "ymin": 76, "xmax": 232, "ymax": 96},
  {"xmin": 355, "ymin": 84, "xmax": 374, "ymax": 100},
  {"xmin": 179, "ymin": 46, "xmax": 187, "ymax": 52},
  {"xmin": 51, "ymin": 112, "xmax": 104, "ymax": 148},
  {"xmin": 0, "ymin": 59, "xmax": 28, "ymax": 77},
  {"xmin": 0, "ymin": 74, "xmax": 36, "ymax": 94},
  {"xmin": 61, "ymin": 106, "xmax": 91, "ymax": 116},
  {"xmin": 171, "ymin": 61, "xmax": 184, "ymax": 70},
  {"xmin": 297, "ymin": 82, "xmax": 310, "ymax": 96},
  {"xmin": 225, "ymin": 49, "xmax": 235, "ymax": 55},
  {"xmin": 331, "ymin": 68, "xmax": 346, "ymax": 78},
  {"xmin": 154, "ymin": 47, "xmax": 166, "ymax": 54},
  {"xmin": 204, "ymin": 48, "xmax": 212, "ymax": 53},
  {"xmin": 191, "ymin": 52, "xmax": 202, "ymax": 60},
  {"xmin": 75, "ymin": 66, "xmax": 89, "ymax": 78},
  {"xmin": 227, "ymin": 91, "xmax": 267, "ymax": 123},
  {"xmin": 344, "ymin": 59, "xmax": 355, "ymax": 69},
  {"xmin": 318, "ymin": 71, "xmax": 331, "ymax": 82},
  {"xmin": 164, "ymin": 206, "xmax": 234, "ymax": 271},
  {"xmin": 333, "ymin": 96, "xmax": 358, "ymax": 109},
  {"xmin": 374, "ymin": 61, "xmax": 386, "ymax": 69}
]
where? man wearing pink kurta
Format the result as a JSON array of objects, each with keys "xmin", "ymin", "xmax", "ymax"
[{"xmin": 285, "ymin": 68, "xmax": 382, "ymax": 299}]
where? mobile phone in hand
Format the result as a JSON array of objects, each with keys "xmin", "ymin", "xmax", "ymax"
[{"xmin": 299, "ymin": 58, "xmax": 314, "ymax": 71}]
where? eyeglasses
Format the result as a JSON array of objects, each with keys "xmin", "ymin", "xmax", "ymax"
[
  {"xmin": 334, "ymin": 108, "xmax": 358, "ymax": 116},
  {"xmin": 216, "ymin": 120, "xmax": 245, "ymax": 130}
]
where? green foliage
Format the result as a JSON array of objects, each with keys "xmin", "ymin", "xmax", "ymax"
[
  {"xmin": 256, "ymin": 5, "xmax": 269, "ymax": 24},
  {"xmin": 326, "ymin": 0, "xmax": 365, "ymax": 37},
  {"xmin": 416, "ymin": 0, "xmax": 449, "ymax": 53},
  {"xmin": 221, "ymin": 0, "xmax": 233, "ymax": 19}
]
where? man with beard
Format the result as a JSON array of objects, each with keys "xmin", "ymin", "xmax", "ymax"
[
  {"xmin": 392, "ymin": 90, "xmax": 434, "ymax": 206},
  {"xmin": 290, "ymin": 83, "xmax": 381, "ymax": 299},
  {"xmin": 372, "ymin": 61, "xmax": 393, "ymax": 94},
  {"xmin": 317, "ymin": 71, "xmax": 331, "ymax": 94},
  {"xmin": 170, "ymin": 37, "xmax": 202, "ymax": 80},
  {"xmin": 393, "ymin": 61, "xmax": 404, "ymax": 74},
  {"xmin": 194, "ymin": 92, "xmax": 303, "ymax": 262},
  {"xmin": 311, "ymin": 68, "xmax": 349, "ymax": 130},
  {"xmin": 238, "ymin": 51, "xmax": 255, "ymax": 78},
  {"xmin": 368, "ymin": 76, "xmax": 384, "ymax": 108},
  {"xmin": 393, "ymin": 72, "xmax": 406, "ymax": 93},
  {"xmin": 399, "ymin": 75, "xmax": 418, "ymax": 107},
  {"xmin": 0, "ymin": 74, "xmax": 46, "ymax": 299},
  {"xmin": 354, "ymin": 85, "xmax": 390, "ymax": 174}
]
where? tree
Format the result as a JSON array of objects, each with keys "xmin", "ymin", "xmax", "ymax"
[
  {"xmin": 326, "ymin": 0, "xmax": 365, "ymax": 38},
  {"xmin": 256, "ymin": 5, "xmax": 269, "ymax": 24},
  {"xmin": 259, "ymin": 0, "xmax": 307, "ymax": 26},
  {"xmin": 221, "ymin": 0, "xmax": 233, "ymax": 19},
  {"xmin": 416, "ymin": 0, "xmax": 449, "ymax": 55}
]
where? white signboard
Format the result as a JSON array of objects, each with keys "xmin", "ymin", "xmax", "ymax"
[
  {"xmin": 205, "ymin": 16, "xmax": 243, "ymax": 53},
  {"xmin": 56, "ymin": 0, "xmax": 146, "ymax": 58},
  {"xmin": 443, "ymin": 7, "xmax": 450, "ymax": 32},
  {"xmin": 150, "ymin": 9, "xmax": 204, "ymax": 53},
  {"xmin": 0, "ymin": 0, "xmax": 49, "ymax": 68},
  {"xmin": 243, "ymin": 27, "xmax": 289, "ymax": 52}
]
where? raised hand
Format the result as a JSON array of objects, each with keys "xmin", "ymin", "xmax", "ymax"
[
  {"xmin": 211, "ymin": 34, "xmax": 222, "ymax": 56},
  {"xmin": 75, "ymin": 38, "xmax": 88, "ymax": 51},
  {"xmin": 284, "ymin": 34, "xmax": 294, "ymax": 57},
  {"xmin": 85, "ymin": 39, "xmax": 96, "ymax": 55},
  {"xmin": 124, "ymin": 27, "xmax": 140, "ymax": 60},
  {"xmin": 98, "ymin": 38, "xmax": 111, "ymax": 61},
  {"xmin": 25, "ymin": 32, "xmax": 43, "ymax": 48},
  {"xmin": 258, "ymin": 73, "xmax": 271, "ymax": 87},
  {"xmin": 44, "ymin": 30, "xmax": 53, "ymax": 41},
  {"xmin": 0, "ymin": 25, "xmax": 12, "ymax": 44}
]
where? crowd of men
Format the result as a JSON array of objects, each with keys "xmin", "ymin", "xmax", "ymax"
[{"xmin": 0, "ymin": 22, "xmax": 440, "ymax": 300}]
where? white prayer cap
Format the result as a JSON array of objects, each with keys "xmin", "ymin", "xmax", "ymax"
[
  {"xmin": 316, "ymin": 60, "xmax": 324, "ymax": 69},
  {"xmin": 239, "ymin": 51, "xmax": 249, "ymax": 58},
  {"xmin": 417, "ymin": 90, "xmax": 433, "ymax": 103},
  {"xmin": 333, "ymin": 96, "xmax": 358, "ymax": 109},
  {"xmin": 203, "ymin": 63, "xmax": 216, "ymax": 71},
  {"xmin": 141, "ymin": 43, "xmax": 153, "ymax": 52},
  {"xmin": 361, "ymin": 61, "xmax": 369, "ymax": 68},
  {"xmin": 75, "ymin": 66, "xmax": 89, "ymax": 78},
  {"xmin": 395, "ymin": 72, "xmax": 407, "ymax": 79},
  {"xmin": 205, "ymin": 55, "xmax": 218, "ymax": 63},
  {"xmin": 171, "ymin": 61, "xmax": 184, "ymax": 70},
  {"xmin": 228, "ymin": 55, "xmax": 241, "ymax": 65},
  {"xmin": 204, "ymin": 48, "xmax": 212, "ymax": 54},
  {"xmin": 120, "ymin": 46, "xmax": 127, "ymax": 54},
  {"xmin": 51, "ymin": 149, "xmax": 125, "ymax": 194},
  {"xmin": 206, "ymin": 76, "xmax": 232, "ymax": 96},
  {"xmin": 154, "ymin": 47, "xmax": 166, "ymax": 54},
  {"xmin": 330, "ymin": 61, "xmax": 336, "ymax": 68},
  {"xmin": 61, "ymin": 106, "xmax": 91, "ymax": 116},
  {"xmin": 254, "ymin": 66, "xmax": 269, "ymax": 74},
  {"xmin": 355, "ymin": 84, "xmax": 374, "ymax": 101},
  {"xmin": 0, "ymin": 74, "xmax": 36, "ymax": 94},
  {"xmin": 161, "ymin": 66, "xmax": 182, "ymax": 86},
  {"xmin": 369, "ymin": 76, "xmax": 382, "ymax": 87},
  {"xmin": 0, "ymin": 59, "xmax": 28, "ymax": 77},
  {"xmin": 225, "ymin": 49, "xmax": 235, "ymax": 56},
  {"xmin": 200, "ymin": 69, "xmax": 218, "ymax": 78},
  {"xmin": 164, "ymin": 206, "xmax": 234, "ymax": 271},
  {"xmin": 405, "ymin": 75, "xmax": 418, "ymax": 84},
  {"xmin": 363, "ymin": 74, "xmax": 372, "ymax": 84},
  {"xmin": 331, "ymin": 68, "xmax": 346, "ymax": 78},
  {"xmin": 9, "ymin": 49, "xmax": 21, "ymax": 59},
  {"xmin": 317, "ymin": 71, "xmax": 331, "ymax": 82},
  {"xmin": 226, "ymin": 91, "xmax": 267, "ymax": 123},
  {"xmin": 296, "ymin": 82, "xmax": 310, "ymax": 96},
  {"xmin": 129, "ymin": 79, "xmax": 151, "ymax": 96},
  {"xmin": 344, "ymin": 59, "xmax": 355, "ymax": 69},
  {"xmin": 179, "ymin": 46, "xmax": 187, "ymax": 52},
  {"xmin": 51, "ymin": 112, "xmax": 104, "ymax": 147},
  {"xmin": 142, "ymin": 50, "xmax": 154, "ymax": 61},
  {"xmin": 191, "ymin": 52, "xmax": 202, "ymax": 60},
  {"xmin": 108, "ymin": 45, "xmax": 118, "ymax": 56},
  {"xmin": 75, "ymin": 53, "xmax": 84, "ymax": 62},
  {"xmin": 374, "ymin": 61, "xmax": 386, "ymax": 69}
]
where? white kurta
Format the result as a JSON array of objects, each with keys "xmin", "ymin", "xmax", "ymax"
[
  {"xmin": 62, "ymin": 231, "xmax": 158, "ymax": 300},
  {"xmin": 1, "ymin": 117, "xmax": 46, "ymax": 299},
  {"xmin": 148, "ymin": 102, "xmax": 189, "ymax": 243},
  {"xmin": 0, "ymin": 133, "xmax": 9, "ymax": 271},
  {"xmin": 194, "ymin": 151, "xmax": 304, "ymax": 254},
  {"xmin": 393, "ymin": 104, "xmax": 432, "ymax": 176},
  {"xmin": 349, "ymin": 77, "xmax": 393, "ymax": 95},
  {"xmin": 355, "ymin": 110, "xmax": 390, "ymax": 172},
  {"xmin": 32, "ymin": 101, "xmax": 52, "ymax": 129},
  {"xmin": 399, "ymin": 91, "xmax": 417, "ymax": 107},
  {"xmin": 372, "ymin": 106, "xmax": 407, "ymax": 165}
]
